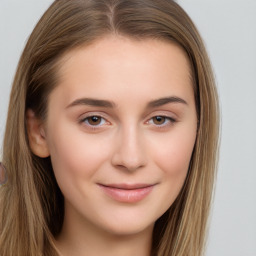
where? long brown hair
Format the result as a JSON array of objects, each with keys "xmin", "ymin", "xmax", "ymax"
[{"xmin": 0, "ymin": 0, "xmax": 219, "ymax": 255}]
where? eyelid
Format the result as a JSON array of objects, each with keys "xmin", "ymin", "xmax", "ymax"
[
  {"xmin": 147, "ymin": 116, "xmax": 176, "ymax": 124},
  {"xmin": 83, "ymin": 116, "xmax": 107, "ymax": 126},
  {"xmin": 145, "ymin": 112, "xmax": 178, "ymax": 129},
  {"xmin": 146, "ymin": 110, "xmax": 177, "ymax": 120},
  {"xmin": 79, "ymin": 111, "xmax": 109, "ymax": 120},
  {"xmin": 78, "ymin": 112, "xmax": 112, "ymax": 129}
]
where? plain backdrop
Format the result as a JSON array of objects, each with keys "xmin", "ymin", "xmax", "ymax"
[{"xmin": 0, "ymin": 1, "xmax": 256, "ymax": 255}]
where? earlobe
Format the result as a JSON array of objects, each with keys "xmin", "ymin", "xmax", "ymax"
[{"xmin": 26, "ymin": 109, "xmax": 50, "ymax": 158}]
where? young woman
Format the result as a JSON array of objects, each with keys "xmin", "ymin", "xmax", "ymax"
[{"xmin": 0, "ymin": 0, "xmax": 219, "ymax": 255}]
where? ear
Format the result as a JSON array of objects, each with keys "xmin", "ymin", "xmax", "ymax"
[{"xmin": 26, "ymin": 109, "xmax": 50, "ymax": 158}]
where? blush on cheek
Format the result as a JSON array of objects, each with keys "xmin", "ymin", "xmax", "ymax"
[
  {"xmin": 49, "ymin": 135, "xmax": 111, "ymax": 187},
  {"xmin": 155, "ymin": 145, "xmax": 193, "ymax": 175}
]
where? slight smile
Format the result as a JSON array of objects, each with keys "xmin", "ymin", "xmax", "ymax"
[{"xmin": 97, "ymin": 183, "xmax": 157, "ymax": 203}]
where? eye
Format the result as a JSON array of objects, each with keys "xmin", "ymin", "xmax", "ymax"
[
  {"xmin": 152, "ymin": 116, "xmax": 167, "ymax": 125},
  {"xmin": 81, "ymin": 115, "xmax": 107, "ymax": 127},
  {"xmin": 147, "ymin": 115, "xmax": 176, "ymax": 127}
]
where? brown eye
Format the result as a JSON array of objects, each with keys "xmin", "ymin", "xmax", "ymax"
[
  {"xmin": 84, "ymin": 116, "xmax": 104, "ymax": 126},
  {"xmin": 148, "ymin": 115, "xmax": 176, "ymax": 127},
  {"xmin": 152, "ymin": 116, "xmax": 166, "ymax": 125}
]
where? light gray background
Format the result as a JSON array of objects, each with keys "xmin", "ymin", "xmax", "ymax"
[{"xmin": 0, "ymin": 1, "xmax": 256, "ymax": 255}]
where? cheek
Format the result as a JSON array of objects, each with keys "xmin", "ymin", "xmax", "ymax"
[
  {"xmin": 151, "ymin": 132, "xmax": 196, "ymax": 213},
  {"xmin": 153, "ymin": 129, "xmax": 196, "ymax": 172},
  {"xmin": 46, "ymin": 124, "xmax": 111, "ymax": 188},
  {"xmin": 152, "ymin": 127, "xmax": 196, "ymax": 193}
]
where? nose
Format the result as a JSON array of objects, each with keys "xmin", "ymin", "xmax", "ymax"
[{"xmin": 111, "ymin": 125, "xmax": 147, "ymax": 172}]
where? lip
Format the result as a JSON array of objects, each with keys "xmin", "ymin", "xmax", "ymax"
[{"xmin": 98, "ymin": 183, "xmax": 155, "ymax": 203}]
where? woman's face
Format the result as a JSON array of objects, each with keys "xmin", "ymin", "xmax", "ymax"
[{"xmin": 43, "ymin": 36, "xmax": 197, "ymax": 236}]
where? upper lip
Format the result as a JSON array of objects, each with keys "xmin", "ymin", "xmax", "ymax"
[{"xmin": 98, "ymin": 183, "xmax": 155, "ymax": 190}]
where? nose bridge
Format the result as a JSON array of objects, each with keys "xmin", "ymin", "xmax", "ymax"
[{"xmin": 112, "ymin": 122, "xmax": 146, "ymax": 171}]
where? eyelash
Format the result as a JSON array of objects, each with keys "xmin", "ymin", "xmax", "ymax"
[
  {"xmin": 146, "ymin": 115, "xmax": 176, "ymax": 128},
  {"xmin": 80, "ymin": 115, "xmax": 109, "ymax": 130},
  {"xmin": 79, "ymin": 115, "xmax": 177, "ymax": 130}
]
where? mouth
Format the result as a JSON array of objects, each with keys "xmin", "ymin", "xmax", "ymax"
[{"xmin": 97, "ymin": 183, "xmax": 156, "ymax": 203}]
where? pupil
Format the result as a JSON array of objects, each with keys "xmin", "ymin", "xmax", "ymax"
[
  {"xmin": 92, "ymin": 116, "xmax": 99, "ymax": 122},
  {"xmin": 89, "ymin": 116, "xmax": 101, "ymax": 125},
  {"xmin": 154, "ymin": 116, "xmax": 164, "ymax": 124}
]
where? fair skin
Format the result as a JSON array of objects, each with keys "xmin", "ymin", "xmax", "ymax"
[{"xmin": 27, "ymin": 36, "xmax": 197, "ymax": 256}]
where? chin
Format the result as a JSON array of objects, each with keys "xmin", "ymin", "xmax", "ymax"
[
  {"xmin": 94, "ymin": 210, "xmax": 157, "ymax": 237},
  {"xmin": 102, "ymin": 222, "xmax": 154, "ymax": 237}
]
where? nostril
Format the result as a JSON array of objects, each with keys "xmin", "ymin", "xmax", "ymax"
[{"xmin": 111, "ymin": 153, "xmax": 147, "ymax": 172}]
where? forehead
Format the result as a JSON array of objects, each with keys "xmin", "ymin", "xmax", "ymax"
[{"xmin": 51, "ymin": 36, "xmax": 194, "ymax": 105}]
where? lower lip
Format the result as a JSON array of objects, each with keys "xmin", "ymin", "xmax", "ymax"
[{"xmin": 98, "ymin": 185, "xmax": 154, "ymax": 203}]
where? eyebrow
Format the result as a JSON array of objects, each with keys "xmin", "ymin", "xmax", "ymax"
[
  {"xmin": 147, "ymin": 96, "xmax": 188, "ymax": 108},
  {"xmin": 66, "ymin": 98, "xmax": 116, "ymax": 108},
  {"xmin": 66, "ymin": 96, "xmax": 187, "ymax": 109}
]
